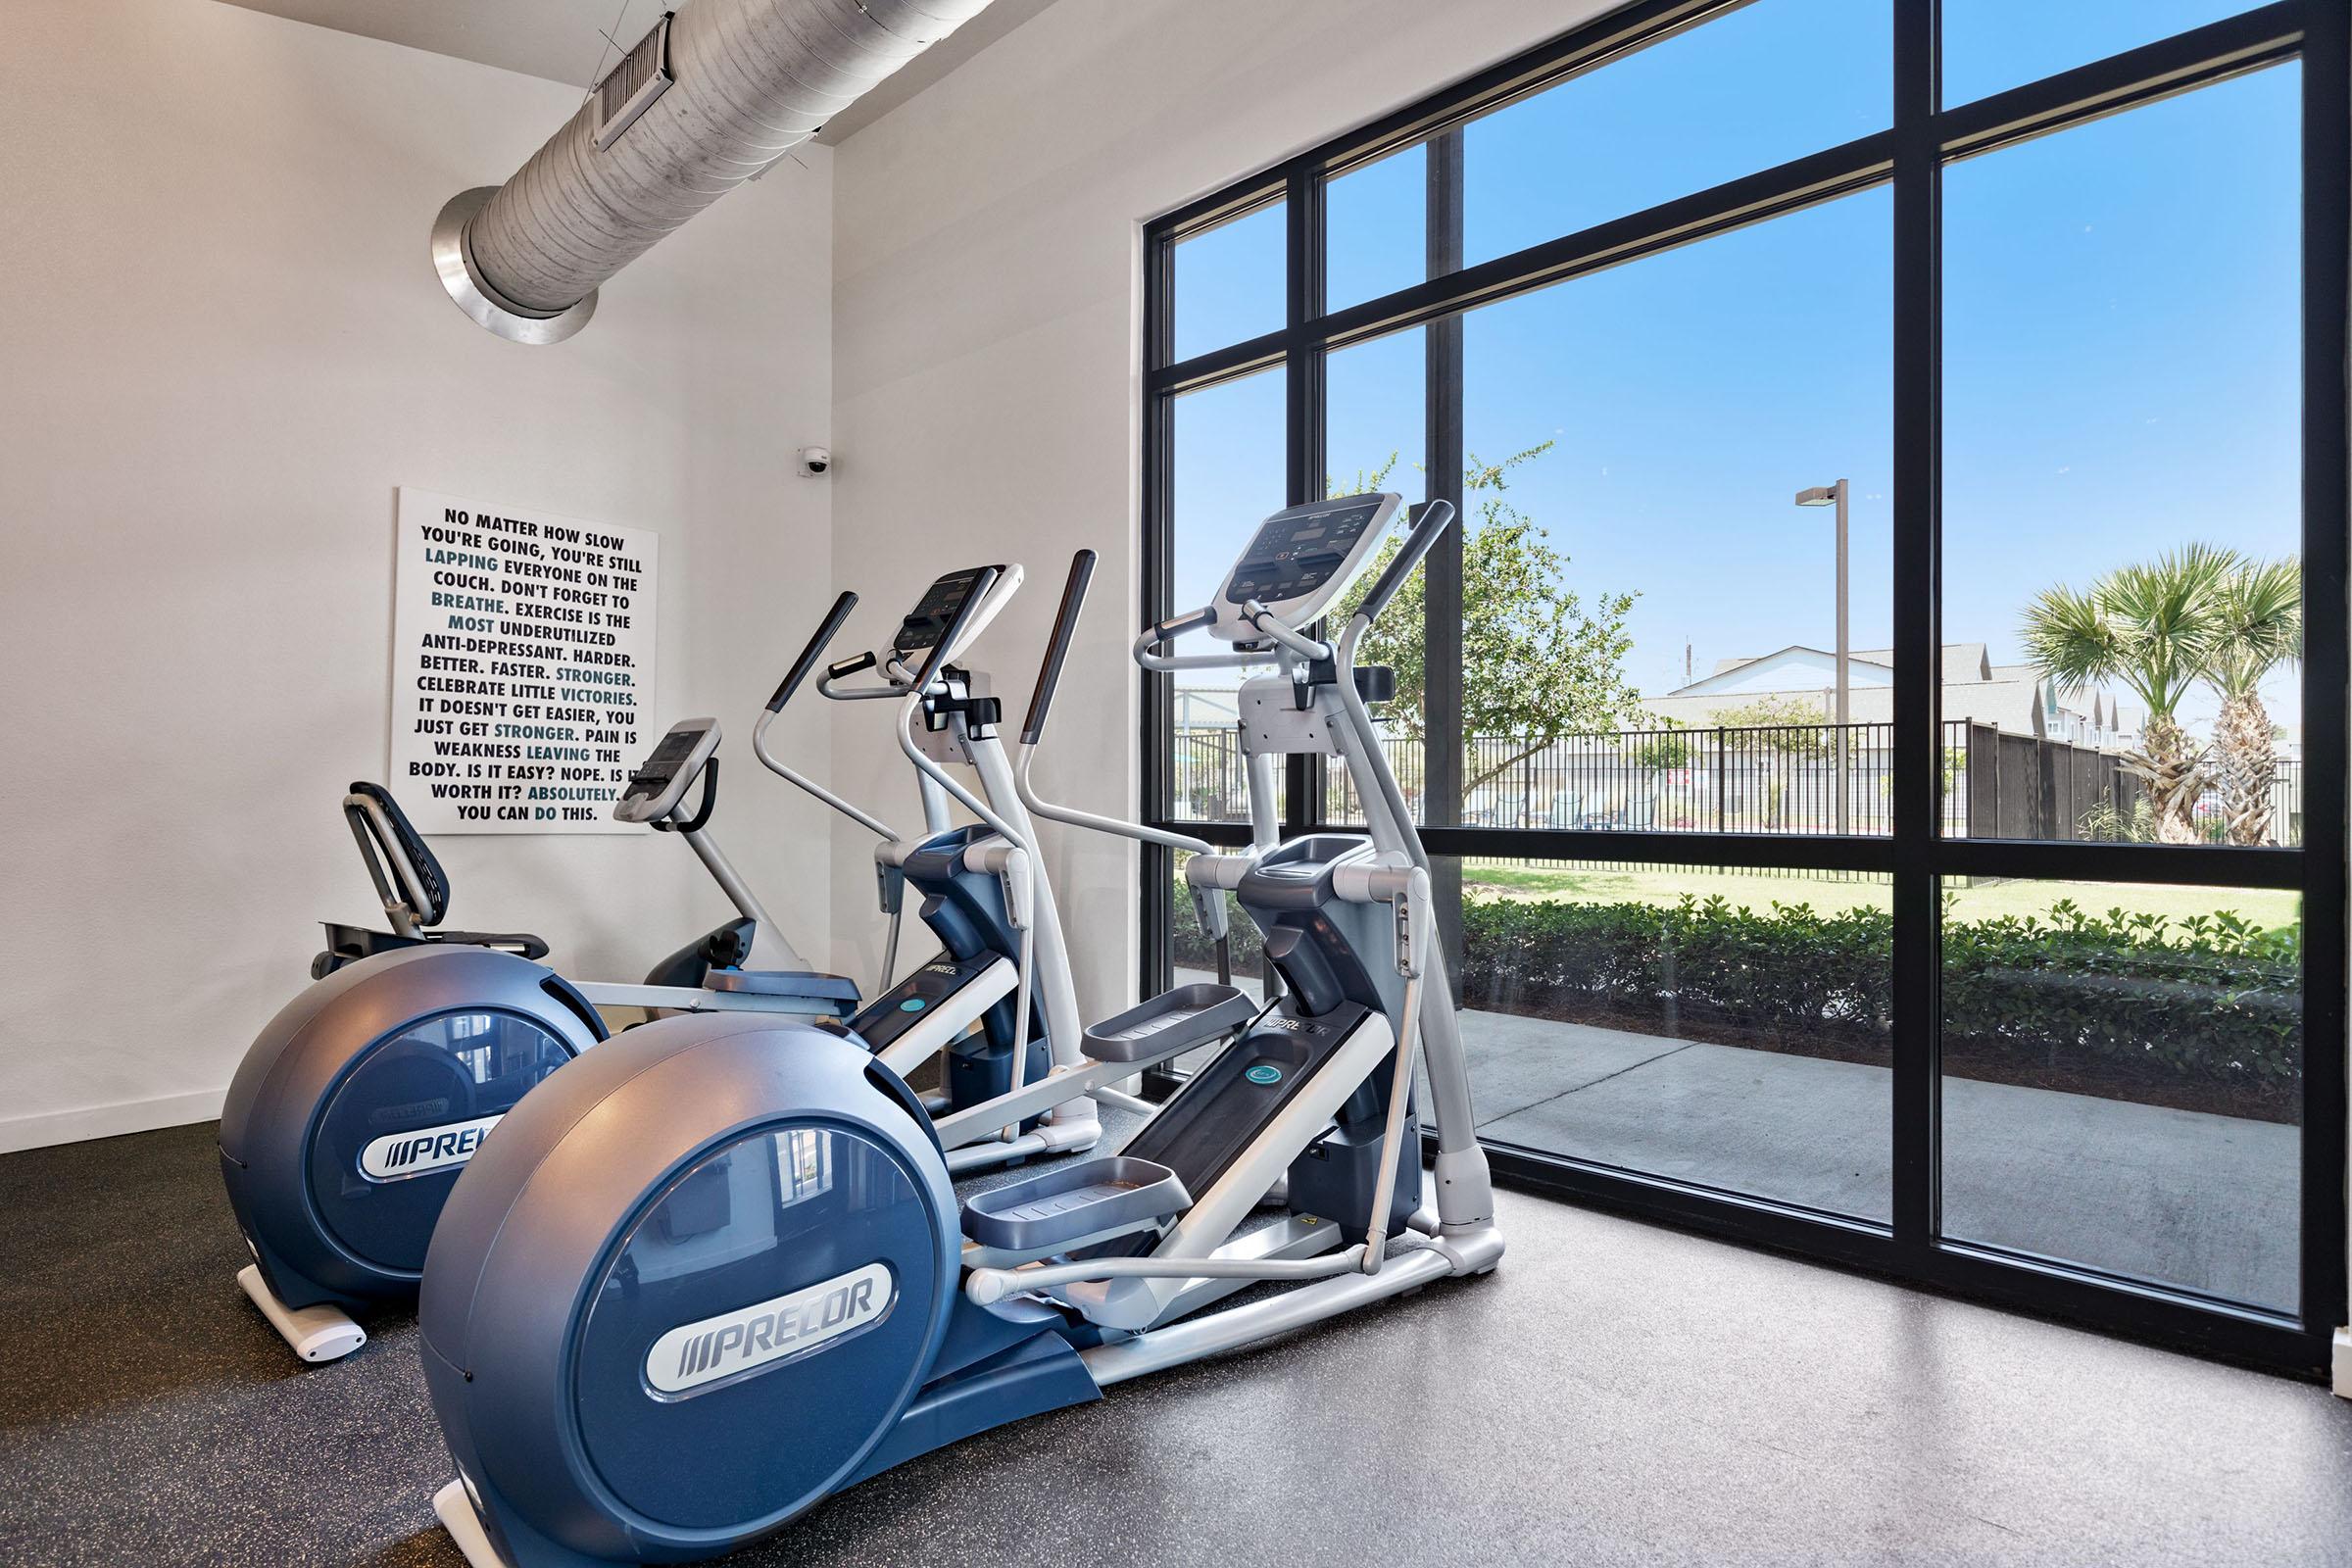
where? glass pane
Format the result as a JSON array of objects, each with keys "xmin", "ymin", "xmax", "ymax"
[
  {"xmin": 1944, "ymin": 2, "xmax": 2266, "ymax": 107},
  {"xmin": 1942, "ymin": 69, "xmax": 2302, "ymax": 847},
  {"xmin": 1458, "ymin": 186, "xmax": 1893, "ymax": 833},
  {"xmin": 1326, "ymin": 144, "xmax": 1426, "ymax": 312},
  {"xmin": 1325, "ymin": 325, "xmax": 1428, "ymax": 824},
  {"xmin": 1465, "ymin": 0, "xmax": 1890, "ymax": 267},
  {"xmin": 1168, "ymin": 849, "xmax": 1266, "ymax": 987},
  {"xmin": 1938, "ymin": 878, "xmax": 2301, "ymax": 1310},
  {"xmin": 1450, "ymin": 857, "xmax": 1891, "ymax": 1220},
  {"xmin": 1167, "ymin": 368, "xmax": 1286, "ymax": 824},
  {"xmin": 1165, "ymin": 847, "xmax": 1271, "ymax": 1074},
  {"xmin": 1172, "ymin": 200, "xmax": 1285, "ymax": 361}
]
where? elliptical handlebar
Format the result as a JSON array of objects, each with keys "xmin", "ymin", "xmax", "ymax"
[
  {"xmin": 769, "ymin": 591, "xmax": 859, "ymax": 712},
  {"xmin": 756, "ymin": 597, "xmax": 903, "ymax": 843},
  {"xmin": 1239, "ymin": 599, "xmax": 1332, "ymax": 663},
  {"xmin": 1132, "ymin": 607, "xmax": 1235, "ymax": 672},
  {"xmin": 1017, "ymin": 550, "xmax": 1214, "ymax": 858},
  {"xmin": 1022, "ymin": 550, "xmax": 1097, "ymax": 746},
  {"xmin": 1355, "ymin": 499, "xmax": 1454, "ymax": 628},
  {"xmin": 816, "ymin": 650, "xmax": 903, "ymax": 702},
  {"xmin": 1328, "ymin": 503, "xmax": 1459, "ymax": 875}
]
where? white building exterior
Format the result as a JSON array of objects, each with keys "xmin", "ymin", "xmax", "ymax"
[{"xmin": 1644, "ymin": 643, "xmax": 2127, "ymax": 747}]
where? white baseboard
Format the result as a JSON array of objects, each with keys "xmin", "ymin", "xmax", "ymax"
[
  {"xmin": 0, "ymin": 1088, "xmax": 227, "ymax": 1154},
  {"xmin": 2334, "ymin": 1328, "xmax": 2352, "ymax": 1399}
]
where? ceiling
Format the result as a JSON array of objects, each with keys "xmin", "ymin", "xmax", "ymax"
[{"xmin": 220, "ymin": 0, "xmax": 1056, "ymax": 143}]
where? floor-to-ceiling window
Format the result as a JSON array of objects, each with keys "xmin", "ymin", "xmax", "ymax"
[{"xmin": 1141, "ymin": 0, "xmax": 2346, "ymax": 1373}]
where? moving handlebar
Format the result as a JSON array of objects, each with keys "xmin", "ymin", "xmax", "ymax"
[
  {"xmin": 1023, "ymin": 550, "xmax": 1097, "ymax": 747},
  {"xmin": 769, "ymin": 590, "xmax": 859, "ymax": 712}
]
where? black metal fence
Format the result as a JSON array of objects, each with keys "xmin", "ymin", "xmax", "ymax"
[{"xmin": 1168, "ymin": 710, "xmax": 2305, "ymax": 848}]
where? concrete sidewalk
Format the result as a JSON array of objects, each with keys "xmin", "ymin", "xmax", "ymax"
[
  {"xmin": 1458, "ymin": 1009, "xmax": 2297, "ymax": 1310},
  {"xmin": 1179, "ymin": 969, "xmax": 2298, "ymax": 1309}
]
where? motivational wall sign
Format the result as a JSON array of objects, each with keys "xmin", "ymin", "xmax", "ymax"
[{"xmin": 390, "ymin": 487, "xmax": 660, "ymax": 834}]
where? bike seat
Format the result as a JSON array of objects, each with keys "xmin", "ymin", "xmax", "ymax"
[{"xmin": 310, "ymin": 922, "xmax": 550, "ymax": 980}]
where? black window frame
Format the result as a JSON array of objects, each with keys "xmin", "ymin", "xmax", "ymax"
[{"xmin": 1140, "ymin": 0, "xmax": 2348, "ymax": 1378}]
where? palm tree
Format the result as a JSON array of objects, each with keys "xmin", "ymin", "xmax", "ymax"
[
  {"xmin": 2020, "ymin": 544, "xmax": 2234, "ymax": 844},
  {"xmin": 2203, "ymin": 556, "xmax": 2302, "ymax": 846}
]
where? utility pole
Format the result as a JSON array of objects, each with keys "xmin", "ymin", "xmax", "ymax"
[{"xmin": 1795, "ymin": 479, "xmax": 1851, "ymax": 834}]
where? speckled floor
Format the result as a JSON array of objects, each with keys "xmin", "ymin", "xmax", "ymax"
[{"xmin": 6, "ymin": 1120, "xmax": 2352, "ymax": 1566}]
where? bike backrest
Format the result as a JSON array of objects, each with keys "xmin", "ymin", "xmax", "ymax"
[{"xmin": 344, "ymin": 782, "xmax": 451, "ymax": 929}]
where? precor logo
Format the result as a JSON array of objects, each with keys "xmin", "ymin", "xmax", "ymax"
[
  {"xmin": 645, "ymin": 1261, "xmax": 894, "ymax": 1397},
  {"xmin": 359, "ymin": 1114, "xmax": 503, "ymax": 1181}
]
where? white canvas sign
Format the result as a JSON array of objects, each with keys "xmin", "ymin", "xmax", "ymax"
[{"xmin": 390, "ymin": 487, "xmax": 660, "ymax": 834}]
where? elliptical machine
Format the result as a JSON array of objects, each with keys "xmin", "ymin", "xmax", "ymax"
[
  {"xmin": 220, "ymin": 650, "xmax": 859, "ymax": 1363},
  {"xmin": 751, "ymin": 565, "xmax": 1196, "ymax": 1171},
  {"xmin": 419, "ymin": 495, "xmax": 1502, "ymax": 1568}
]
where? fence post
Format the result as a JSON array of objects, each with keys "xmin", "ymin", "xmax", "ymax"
[
  {"xmin": 2034, "ymin": 737, "xmax": 2059, "ymax": 839},
  {"xmin": 1715, "ymin": 728, "xmax": 1727, "ymax": 832}
]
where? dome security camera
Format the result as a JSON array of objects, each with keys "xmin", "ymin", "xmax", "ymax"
[{"xmin": 798, "ymin": 447, "xmax": 832, "ymax": 478}]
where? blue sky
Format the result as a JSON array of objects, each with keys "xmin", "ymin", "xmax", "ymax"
[{"xmin": 1167, "ymin": 3, "xmax": 2302, "ymax": 738}]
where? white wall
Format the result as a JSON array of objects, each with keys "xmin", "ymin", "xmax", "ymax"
[
  {"xmin": 827, "ymin": 0, "xmax": 1612, "ymax": 1020},
  {"xmin": 0, "ymin": 0, "xmax": 838, "ymax": 1151}
]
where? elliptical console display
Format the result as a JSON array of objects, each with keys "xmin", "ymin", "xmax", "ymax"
[
  {"xmin": 612, "ymin": 718, "xmax": 720, "ymax": 824},
  {"xmin": 1212, "ymin": 494, "xmax": 1394, "ymax": 633}
]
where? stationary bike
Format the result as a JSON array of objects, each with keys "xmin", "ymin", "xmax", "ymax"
[
  {"xmin": 308, "ymin": 782, "xmax": 551, "ymax": 979},
  {"xmin": 419, "ymin": 495, "xmax": 1502, "ymax": 1568},
  {"xmin": 308, "ymin": 732, "xmax": 831, "ymax": 997},
  {"xmin": 220, "ymin": 649, "xmax": 860, "ymax": 1363}
]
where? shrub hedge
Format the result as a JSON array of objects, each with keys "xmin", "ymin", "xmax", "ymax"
[
  {"xmin": 1174, "ymin": 888, "xmax": 2301, "ymax": 1093},
  {"xmin": 1938, "ymin": 901, "xmax": 2299, "ymax": 1089}
]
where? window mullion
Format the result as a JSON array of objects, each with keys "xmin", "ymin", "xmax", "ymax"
[
  {"xmin": 1425, "ymin": 127, "xmax": 1468, "ymax": 988},
  {"xmin": 1890, "ymin": 0, "xmax": 1943, "ymax": 1263},
  {"xmin": 2292, "ymin": 0, "xmax": 2350, "ymax": 1345},
  {"xmin": 1288, "ymin": 171, "xmax": 1326, "ymax": 834}
]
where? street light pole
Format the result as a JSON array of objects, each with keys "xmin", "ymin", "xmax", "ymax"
[{"xmin": 1796, "ymin": 479, "xmax": 1851, "ymax": 834}]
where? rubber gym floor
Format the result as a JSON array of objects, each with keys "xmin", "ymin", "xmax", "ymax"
[{"xmin": 6, "ymin": 1118, "xmax": 2352, "ymax": 1566}]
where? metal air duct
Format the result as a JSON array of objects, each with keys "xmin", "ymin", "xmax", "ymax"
[{"xmin": 432, "ymin": 0, "xmax": 992, "ymax": 344}]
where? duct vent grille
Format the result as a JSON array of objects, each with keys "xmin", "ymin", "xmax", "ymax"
[{"xmin": 593, "ymin": 14, "xmax": 674, "ymax": 151}]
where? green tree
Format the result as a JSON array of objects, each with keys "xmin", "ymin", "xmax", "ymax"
[
  {"xmin": 2202, "ymin": 555, "xmax": 2301, "ymax": 846},
  {"xmin": 1698, "ymin": 693, "xmax": 1834, "ymax": 760},
  {"xmin": 2020, "ymin": 543, "xmax": 2234, "ymax": 844},
  {"xmin": 1330, "ymin": 443, "xmax": 1640, "ymax": 798},
  {"xmin": 1627, "ymin": 720, "xmax": 1691, "ymax": 771}
]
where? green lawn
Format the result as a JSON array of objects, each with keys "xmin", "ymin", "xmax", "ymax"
[{"xmin": 1458, "ymin": 860, "xmax": 2301, "ymax": 932}]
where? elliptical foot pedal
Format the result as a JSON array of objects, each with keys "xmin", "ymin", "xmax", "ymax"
[
  {"xmin": 1081, "ymin": 983, "xmax": 1256, "ymax": 1064},
  {"xmin": 236, "ymin": 1264, "xmax": 366, "ymax": 1363},
  {"xmin": 961, "ymin": 1155, "xmax": 1191, "ymax": 1266}
]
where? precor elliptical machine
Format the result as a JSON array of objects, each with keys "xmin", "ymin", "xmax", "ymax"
[
  {"xmin": 220, "ymin": 648, "xmax": 862, "ymax": 1363},
  {"xmin": 748, "ymin": 565, "xmax": 1231, "ymax": 1172},
  {"xmin": 419, "ymin": 495, "xmax": 1502, "ymax": 1568}
]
